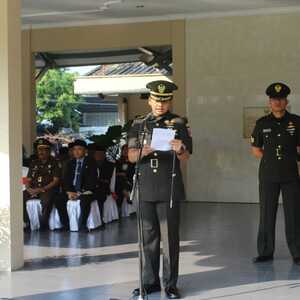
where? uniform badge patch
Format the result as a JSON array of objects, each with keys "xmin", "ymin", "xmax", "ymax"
[
  {"xmin": 275, "ymin": 84, "xmax": 282, "ymax": 93},
  {"xmin": 287, "ymin": 122, "xmax": 295, "ymax": 129},
  {"xmin": 158, "ymin": 84, "xmax": 166, "ymax": 94},
  {"xmin": 263, "ymin": 128, "xmax": 272, "ymax": 133}
]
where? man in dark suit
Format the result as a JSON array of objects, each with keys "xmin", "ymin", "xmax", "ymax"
[{"xmin": 60, "ymin": 139, "xmax": 98, "ymax": 231}]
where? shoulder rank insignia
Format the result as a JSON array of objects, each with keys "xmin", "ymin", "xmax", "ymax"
[{"xmin": 164, "ymin": 119, "xmax": 174, "ymax": 128}]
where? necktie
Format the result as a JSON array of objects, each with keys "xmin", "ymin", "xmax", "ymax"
[{"xmin": 74, "ymin": 161, "xmax": 82, "ymax": 192}]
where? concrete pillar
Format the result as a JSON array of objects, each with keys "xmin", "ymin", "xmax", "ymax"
[
  {"xmin": 22, "ymin": 30, "xmax": 36, "ymax": 155},
  {"xmin": 0, "ymin": 0, "xmax": 24, "ymax": 271}
]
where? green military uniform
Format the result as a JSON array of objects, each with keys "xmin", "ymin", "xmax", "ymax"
[
  {"xmin": 128, "ymin": 81, "xmax": 192, "ymax": 294},
  {"xmin": 251, "ymin": 82, "xmax": 300, "ymax": 261},
  {"xmin": 24, "ymin": 139, "xmax": 61, "ymax": 228}
]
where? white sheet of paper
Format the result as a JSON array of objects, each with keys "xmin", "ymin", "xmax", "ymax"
[{"xmin": 150, "ymin": 128, "xmax": 176, "ymax": 151}]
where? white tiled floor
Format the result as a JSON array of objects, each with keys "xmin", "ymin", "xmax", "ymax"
[{"xmin": 1, "ymin": 203, "xmax": 300, "ymax": 300}]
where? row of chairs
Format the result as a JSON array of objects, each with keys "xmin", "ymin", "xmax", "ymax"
[
  {"xmin": 23, "ymin": 166, "xmax": 136, "ymax": 232},
  {"xmin": 26, "ymin": 196, "xmax": 136, "ymax": 232}
]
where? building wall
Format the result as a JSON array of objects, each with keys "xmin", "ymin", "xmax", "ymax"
[
  {"xmin": 21, "ymin": 20, "xmax": 186, "ymax": 153},
  {"xmin": 22, "ymin": 14, "xmax": 300, "ymax": 203},
  {"xmin": 186, "ymin": 13, "xmax": 300, "ymax": 203},
  {"xmin": 127, "ymin": 95, "xmax": 149, "ymax": 121}
]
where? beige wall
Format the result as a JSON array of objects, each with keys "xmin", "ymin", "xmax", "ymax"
[
  {"xmin": 186, "ymin": 13, "xmax": 300, "ymax": 203},
  {"xmin": 127, "ymin": 95, "xmax": 149, "ymax": 121},
  {"xmin": 21, "ymin": 20, "xmax": 186, "ymax": 151}
]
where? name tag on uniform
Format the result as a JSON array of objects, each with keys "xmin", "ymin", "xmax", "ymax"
[{"xmin": 263, "ymin": 128, "xmax": 272, "ymax": 133}]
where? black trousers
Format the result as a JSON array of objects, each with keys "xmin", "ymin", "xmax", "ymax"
[
  {"xmin": 95, "ymin": 187, "xmax": 107, "ymax": 223},
  {"xmin": 54, "ymin": 193, "xmax": 69, "ymax": 229},
  {"xmin": 79, "ymin": 194, "xmax": 95, "ymax": 229},
  {"xmin": 140, "ymin": 201, "xmax": 180, "ymax": 289},
  {"xmin": 258, "ymin": 180, "xmax": 300, "ymax": 258}
]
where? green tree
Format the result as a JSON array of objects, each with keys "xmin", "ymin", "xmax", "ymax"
[{"xmin": 36, "ymin": 69, "xmax": 81, "ymax": 133}]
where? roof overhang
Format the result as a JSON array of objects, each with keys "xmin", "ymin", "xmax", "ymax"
[{"xmin": 74, "ymin": 74, "xmax": 172, "ymax": 95}]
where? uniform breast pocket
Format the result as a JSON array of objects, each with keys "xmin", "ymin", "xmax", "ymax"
[{"xmin": 263, "ymin": 132, "xmax": 271, "ymax": 144}]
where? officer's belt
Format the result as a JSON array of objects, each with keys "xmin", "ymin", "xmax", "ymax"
[{"xmin": 150, "ymin": 159, "xmax": 158, "ymax": 169}]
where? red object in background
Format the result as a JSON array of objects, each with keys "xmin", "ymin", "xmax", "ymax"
[
  {"xmin": 111, "ymin": 192, "xmax": 118, "ymax": 200},
  {"xmin": 22, "ymin": 177, "xmax": 29, "ymax": 185}
]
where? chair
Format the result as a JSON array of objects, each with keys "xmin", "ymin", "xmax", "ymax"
[
  {"xmin": 67, "ymin": 199, "xmax": 102, "ymax": 232},
  {"xmin": 121, "ymin": 197, "xmax": 136, "ymax": 217},
  {"xmin": 103, "ymin": 167, "xmax": 119, "ymax": 223},
  {"xmin": 49, "ymin": 207, "xmax": 63, "ymax": 230},
  {"xmin": 26, "ymin": 199, "xmax": 42, "ymax": 231}
]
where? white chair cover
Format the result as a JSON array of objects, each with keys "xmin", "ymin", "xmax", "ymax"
[
  {"xmin": 67, "ymin": 200, "xmax": 81, "ymax": 232},
  {"xmin": 121, "ymin": 198, "xmax": 130, "ymax": 217},
  {"xmin": 103, "ymin": 168, "xmax": 119, "ymax": 223},
  {"xmin": 87, "ymin": 201, "xmax": 102, "ymax": 230},
  {"xmin": 128, "ymin": 198, "xmax": 136, "ymax": 215},
  {"xmin": 67, "ymin": 199, "xmax": 102, "ymax": 231},
  {"xmin": 26, "ymin": 199, "xmax": 42, "ymax": 231},
  {"xmin": 122, "ymin": 197, "xmax": 136, "ymax": 217},
  {"xmin": 49, "ymin": 207, "xmax": 63, "ymax": 230},
  {"xmin": 103, "ymin": 195, "xmax": 119, "ymax": 223}
]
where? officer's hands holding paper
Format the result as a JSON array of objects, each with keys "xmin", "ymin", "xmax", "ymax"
[
  {"xmin": 142, "ymin": 128, "xmax": 183, "ymax": 157},
  {"xmin": 150, "ymin": 128, "xmax": 176, "ymax": 151}
]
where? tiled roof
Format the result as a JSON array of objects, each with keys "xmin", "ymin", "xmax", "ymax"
[{"xmin": 86, "ymin": 62, "xmax": 169, "ymax": 76}]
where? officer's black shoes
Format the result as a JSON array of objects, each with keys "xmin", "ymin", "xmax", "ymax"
[
  {"xmin": 132, "ymin": 284, "xmax": 161, "ymax": 297},
  {"xmin": 165, "ymin": 287, "xmax": 181, "ymax": 299},
  {"xmin": 293, "ymin": 257, "xmax": 300, "ymax": 265},
  {"xmin": 253, "ymin": 255, "xmax": 274, "ymax": 263}
]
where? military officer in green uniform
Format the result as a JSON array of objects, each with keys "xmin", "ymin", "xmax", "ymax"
[
  {"xmin": 24, "ymin": 138, "xmax": 61, "ymax": 230},
  {"xmin": 128, "ymin": 80, "xmax": 192, "ymax": 299},
  {"xmin": 251, "ymin": 82, "xmax": 300, "ymax": 265}
]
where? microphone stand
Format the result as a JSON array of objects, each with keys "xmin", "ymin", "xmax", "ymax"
[
  {"xmin": 130, "ymin": 118, "xmax": 148, "ymax": 300},
  {"xmin": 170, "ymin": 150, "xmax": 177, "ymax": 209}
]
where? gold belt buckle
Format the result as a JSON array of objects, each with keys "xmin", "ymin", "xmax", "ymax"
[{"xmin": 150, "ymin": 159, "xmax": 158, "ymax": 168}]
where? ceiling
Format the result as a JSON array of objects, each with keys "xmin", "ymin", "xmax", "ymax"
[{"xmin": 22, "ymin": 0, "xmax": 300, "ymax": 28}]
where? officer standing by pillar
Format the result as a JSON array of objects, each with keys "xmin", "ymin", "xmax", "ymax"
[
  {"xmin": 251, "ymin": 82, "xmax": 300, "ymax": 264},
  {"xmin": 128, "ymin": 80, "xmax": 192, "ymax": 299}
]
